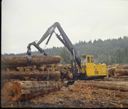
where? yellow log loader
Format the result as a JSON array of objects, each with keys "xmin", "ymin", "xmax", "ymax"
[{"xmin": 27, "ymin": 22, "xmax": 108, "ymax": 83}]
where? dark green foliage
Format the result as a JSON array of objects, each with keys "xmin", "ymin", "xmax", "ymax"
[
  {"xmin": 74, "ymin": 36, "xmax": 128, "ymax": 64},
  {"xmin": 48, "ymin": 36, "xmax": 128, "ymax": 64},
  {"xmin": 60, "ymin": 47, "xmax": 71, "ymax": 64},
  {"xmin": 8, "ymin": 36, "xmax": 128, "ymax": 64}
]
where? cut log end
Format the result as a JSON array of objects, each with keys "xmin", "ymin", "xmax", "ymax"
[
  {"xmin": 2, "ymin": 81, "xmax": 63, "ymax": 103},
  {"xmin": 1, "ymin": 81, "xmax": 22, "ymax": 103}
]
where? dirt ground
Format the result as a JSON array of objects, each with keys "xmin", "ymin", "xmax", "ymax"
[
  {"xmin": 3, "ymin": 79, "xmax": 128, "ymax": 108},
  {"xmin": 30, "ymin": 80, "xmax": 128, "ymax": 108}
]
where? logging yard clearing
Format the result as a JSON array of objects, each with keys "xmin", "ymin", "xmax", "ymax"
[{"xmin": 1, "ymin": 55, "xmax": 128, "ymax": 108}]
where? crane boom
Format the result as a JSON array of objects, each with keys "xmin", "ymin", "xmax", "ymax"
[{"xmin": 27, "ymin": 22, "xmax": 81, "ymax": 80}]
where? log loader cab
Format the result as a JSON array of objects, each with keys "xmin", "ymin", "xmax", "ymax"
[{"xmin": 80, "ymin": 55, "xmax": 108, "ymax": 79}]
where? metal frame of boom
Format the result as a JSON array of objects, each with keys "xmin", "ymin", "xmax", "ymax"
[{"xmin": 27, "ymin": 22, "xmax": 81, "ymax": 80}]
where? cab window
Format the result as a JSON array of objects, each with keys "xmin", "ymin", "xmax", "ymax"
[
  {"xmin": 87, "ymin": 56, "xmax": 90, "ymax": 63},
  {"xmin": 91, "ymin": 57, "xmax": 94, "ymax": 63}
]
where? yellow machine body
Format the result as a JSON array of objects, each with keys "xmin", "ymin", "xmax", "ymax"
[{"xmin": 81, "ymin": 55, "xmax": 107, "ymax": 78}]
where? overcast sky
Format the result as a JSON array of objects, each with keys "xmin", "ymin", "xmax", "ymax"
[{"xmin": 2, "ymin": 0, "xmax": 128, "ymax": 54}]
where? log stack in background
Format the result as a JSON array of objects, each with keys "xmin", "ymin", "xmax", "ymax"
[
  {"xmin": 85, "ymin": 81, "xmax": 128, "ymax": 92},
  {"xmin": 1, "ymin": 55, "xmax": 63, "ymax": 104},
  {"xmin": 108, "ymin": 64, "xmax": 128, "ymax": 77}
]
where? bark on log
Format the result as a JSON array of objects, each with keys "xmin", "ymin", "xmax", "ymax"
[
  {"xmin": 2, "ymin": 71, "xmax": 61, "ymax": 81},
  {"xmin": 85, "ymin": 81, "xmax": 128, "ymax": 92},
  {"xmin": 1, "ymin": 81, "xmax": 63, "ymax": 103},
  {"xmin": 108, "ymin": 64, "xmax": 128, "ymax": 69},
  {"xmin": 117, "ymin": 64, "xmax": 128, "ymax": 69},
  {"xmin": 114, "ymin": 69, "xmax": 128, "ymax": 76},
  {"xmin": 108, "ymin": 68, "xmax": 128, "ymax": 77},
  {"xmin": 2, "ymin": 55, "xmax": 61, "ymax": 68}
]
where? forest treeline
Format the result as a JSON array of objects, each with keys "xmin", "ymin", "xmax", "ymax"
[
  {"xmin": 4, "ymin": 36, "xmax": 128, "ymax": 65},
  {"xmin": 45, "ymin": 36, "xmax": 128, "ymax": 64}
]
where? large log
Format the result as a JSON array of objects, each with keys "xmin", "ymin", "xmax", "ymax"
[
  {"xmin": 2, "ymin": 70, "xmax": 61, "ymax": 81},
  {"xmin": 85, "ymin": 81, "xmax": 128, "ymax": 92},
  {"xmin": 1, "ymin": 80, "xmax": 63, "ymax": 103},
  {"xmin": 2, "ymin": 55, "xmax": 61, "ymax": 68},
  {"xmin": 108, "ymin": 68, "xmax": 128, "ymax": 77},
  {"xmin": 114, "ymin": 69, "xmax": 128, "ymax": 76},
  {"xmin": 117, "ymin": 64, "xmax": 128, "ymax": 69}
]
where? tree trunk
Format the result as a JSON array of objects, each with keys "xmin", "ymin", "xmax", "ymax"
[
  {"xmin": 2, "ymin": 70, "xmax": 61, "ymax": 81},
  {"xmin": 114, "ymin": 69, "xmax": 128, "ymax": 76},
  {"xmin": 2, "ymin": 55, "xmax": 61, "ymax": 68},
  {"xmin": 1, "ymin": 80, "xmax": 63, "ymax": 103},
  {"xmin": 85, "ymin": 81, "xmax": 128, "ymax": 92},
  {"xmin": 117, "ymin": 64, "xmax": 128, "ymax": 69}
]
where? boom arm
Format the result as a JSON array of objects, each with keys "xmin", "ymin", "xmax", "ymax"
[{"xmin": 27, "ymin": 22, "xmax": 81, "ymax": 79}]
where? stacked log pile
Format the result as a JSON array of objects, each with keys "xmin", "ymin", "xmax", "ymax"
[
  {"xmin": 1, "ymin": 55, "xmax": 63, "ymax": 104},
  {"xmin": 108, "ymin": 64, "xmax": 128, "ymax": 77},
  {"xmin": 2, "ymin": 55, "xmax": 61, "ymax": 68},
  {"xmin": 1, "ymin": 80, "xmax": 63, "ymax": 103},
  {"xmin": 2, "ymin": 70, "xmax": 61, "ymax": 81}
]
